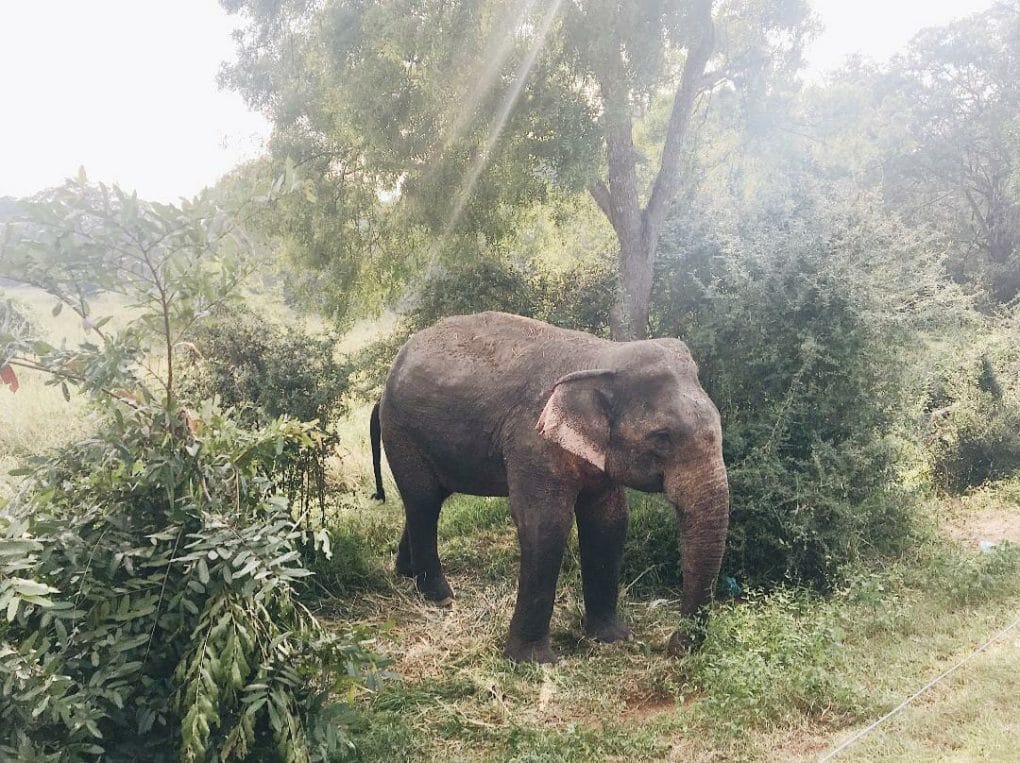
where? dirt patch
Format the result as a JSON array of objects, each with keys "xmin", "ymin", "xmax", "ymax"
[
  {"xmin": 946, "ymin": 505, "xmax": 1020, "ymax": 549},
  {"xmin": 623, "ymin": 695, "xmax": 677, "ymax": 722}
]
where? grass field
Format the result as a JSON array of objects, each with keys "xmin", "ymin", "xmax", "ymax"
[{"xmin": 3, "ymin": 287, "xmax": 1019, "ymax": 761}]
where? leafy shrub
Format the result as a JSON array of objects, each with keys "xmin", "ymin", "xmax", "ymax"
[
  {"xmin": 183, "ymin": 306, "xmax": 353, "ymax": 518},
  {"xmin": 0, "ymin": 177, "xmax": 381, "ymax": 760},
  {"xmin": 353, "ymin": 257, "xmax": 616, "ymax": 399},
  {"xmin": 652, "ymin": 198, "xmax": 925, "ymax": 588},
  {"xmin": 684, "ymin": 589, "xmax": 862, "ymax": 731},
  {"xmin": 406, "ymin": 260, "xmax": 537, "ymax": 332},
  {"xmin": 925, "ymin": 352, "xmax": 1020, "ymax": 492},
  {"xmin": 1, "ymin": 408, "xmax": 380, "ymax": 761},
  {"xmin": 532, "ymin": 258, "xmax": 616, "ymax": 338},
  {"xmin": 927, "ymin": 543, "xmax": 1020, "ymax": 606},
  {"xmin": 185, "ymin": 306, "xmax": 350, "ymax": 427},
  {"xmin": 349, "ymin": 328, "xmax": 416, "ymax": 400}
]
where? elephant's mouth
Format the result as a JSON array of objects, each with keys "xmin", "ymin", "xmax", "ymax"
[{"xmin": 631, "ymin": 473, "xmax": 665, "ymax": 493}]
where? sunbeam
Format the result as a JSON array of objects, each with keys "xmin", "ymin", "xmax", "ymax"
[
  {"xmin": 442, "ymin": 0, "xmax": 565, "ymax": 238},
  {"xmin": 438, "ymin": 0, "xmax": 542, "ymax": 159}
]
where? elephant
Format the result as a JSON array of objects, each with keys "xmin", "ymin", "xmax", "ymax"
[{"xmin": 370, "ymin": 311, "xmax": 729, "ymax": 663}]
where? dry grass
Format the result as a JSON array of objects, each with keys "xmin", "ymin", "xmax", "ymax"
[{"xmin": 0, "ymin": 287, "xmax": 126, "ymax": 499}]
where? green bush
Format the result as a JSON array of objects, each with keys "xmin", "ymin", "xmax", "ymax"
[
  {"xmin": 353, "ymin": 257, "xmax": 617, "ymax": 399},
  {"xmin": 925, "ymin": 353, "xmax": 1020, "ymax": 492},
  {"xmin": 684, "ymin": 589, "xmax": 862, "ymax": 732},
  {"xmin": 406, "ymin": 260, "xmax": 537, "ymax": 332},
  {"xmin": 532, "ymin": 258, "xmax": 616, "ymax": 338},
  {"xmin": 184, "ymin": 306, "xmax": 351, "ymax": 427},
  {"xmin": 182, "ymin": 306, "xmax": 354, "ymax": 518},
  {"xmin": 1, "ymin": 408, "xmax": 381, "ymax": 761},
  {"xmin": 0, "ymin": 178, "xmax": 382, "ymax": 760},
  {"xmin": 652, "ymin": 199, "xmax": 923, "ymax": 588}
]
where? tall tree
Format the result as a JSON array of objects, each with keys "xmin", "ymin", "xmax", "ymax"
[
  {"xmin": 881, "ymin": 4, "xmax": 1020, "ymax": 303},
  {"xmin": 222, "ymin": 0, "xmax": 809, "ymax": 337}
]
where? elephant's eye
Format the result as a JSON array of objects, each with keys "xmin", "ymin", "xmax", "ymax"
[{"xmin": 647, "ymin": 429, "xmax": 672, "ymax": 448}]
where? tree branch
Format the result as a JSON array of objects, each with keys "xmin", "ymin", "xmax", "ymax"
[
  {"xmin": 642, "ymin": 0, "xmax": 716, "ymax": 239},
  {"xmin": 589, "ymin": 181, "xmax": 614, "ymax": 224}
]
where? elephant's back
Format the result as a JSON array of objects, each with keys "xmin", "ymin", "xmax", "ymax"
[
  {"xmin": 386, "ymin": 312, "xmax": 604, "ymax": 405},
  {"xmin": 409, "ymin": 311, "xmax": 599, "ymax": 369},
  {"xmin": 379, "ymin": 313, "xmax": 607, "ymax": 485}
]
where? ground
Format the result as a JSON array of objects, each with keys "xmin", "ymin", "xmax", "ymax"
[{"xmin": 320, "ymin": 441, "xmax": 1020, "ymax": 762}]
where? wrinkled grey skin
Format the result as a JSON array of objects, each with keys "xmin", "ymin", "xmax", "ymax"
[{"xmin": 378, "ymin": 312, "xmax": 729, "ymax": 663}]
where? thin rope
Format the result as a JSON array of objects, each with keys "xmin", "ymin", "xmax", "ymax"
[{"xmin": 819, "ymin": 611, "xmax": 1020, "ymax": 762}]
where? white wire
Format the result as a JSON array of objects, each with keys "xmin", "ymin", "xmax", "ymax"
[{"xmin": 818, "ymin": 611, "xmax": 1020, "ymax": 762}]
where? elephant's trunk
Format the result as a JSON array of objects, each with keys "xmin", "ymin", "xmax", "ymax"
[{"xmin": 665, "ymin": 457, "xmax": 730, "ymax": 655}]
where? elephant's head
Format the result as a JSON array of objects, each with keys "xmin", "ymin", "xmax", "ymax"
[{"xmin": 536, "ymin": 338, "xmax": 729, "ymax": 654}]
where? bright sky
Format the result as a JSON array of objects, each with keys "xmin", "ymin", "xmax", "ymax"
[
  {"xmin": 0, "ymin": 0, "xmax": 1000, "ymax": 202},
  {"xmin": 804, "ymin": 0, "xmax": 998, "ymax": 74}
]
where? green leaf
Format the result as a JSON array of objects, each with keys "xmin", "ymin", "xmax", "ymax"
[
  {"xmin": 197, "ymin": 558, "xmax": 210, "ymax": 585},
  {"xmin": 11, "ymin": 578, "xmax": 61, "ymax": 596}
]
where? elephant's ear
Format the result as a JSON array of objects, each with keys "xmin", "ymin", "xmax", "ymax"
[{"xmin": 536, "ymin": 369, "xmax": 614, "ymax": 470}]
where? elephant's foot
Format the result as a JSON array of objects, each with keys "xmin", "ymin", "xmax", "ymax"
[
  {"xmin": 415, "ymin": 572, "xmax": 455, "ymax": 607},
  {"xmin": 395, "ymin": 556, "xmax": 413, "ymax": 578},
  {"xmin": 583, "ymin": 616, "xmax": 633, "ymax": 643},
  {"xmin": 666, "ymin": 625, "xmax": 705, "ymax": 657},
  {"xmin": 503, "ymin": 635, "xmax": 558, "ymax": 664}
]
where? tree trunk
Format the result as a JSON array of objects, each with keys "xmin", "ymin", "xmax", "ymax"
[{"xmin": 590, "ymin": 0, "xmax": 716, "ymax": 341}]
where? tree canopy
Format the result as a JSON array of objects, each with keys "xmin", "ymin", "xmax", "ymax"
[{"xmin": 222, "ymin": 0, "xmax": 812, "ymax": 336}]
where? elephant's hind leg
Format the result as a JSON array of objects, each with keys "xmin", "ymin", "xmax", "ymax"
[
  {"xmin": 386, "ymin": 437, "xmax": 453, "ymax": 605},
  {"xmin": 576, "ymin": 487, "xmax": 633, "ymax": 643}
]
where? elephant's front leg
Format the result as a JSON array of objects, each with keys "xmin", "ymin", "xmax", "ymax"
[
  {"xmin": 504, "ymin": 472, "xmax": 576, "ymax": 664},
  {"xmin": 576, "ymin": 486, "xmax": 633, "ymax": 643}
]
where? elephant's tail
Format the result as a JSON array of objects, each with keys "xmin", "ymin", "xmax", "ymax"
[{"xmin": 370, "ymin": 401, "xmax": 386, "ymax": 502}]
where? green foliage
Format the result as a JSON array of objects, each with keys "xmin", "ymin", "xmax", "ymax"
[
  {"xmin": 0, "ymin": 411, "xmax": 378, "ymax": 761},
  {"xmin": 353, "ymin": 257, "xmax": 616, "ymax": 400},
  {"xmin": 406, "ymin": 260, "xmax": 536, "ymax": 333},
  {"xmin": 925, "ymin": 348, "xmax": 1020, "ymax": 493},
  {"xmin": 182, "ymin": 306, "xmax": 355, "ymax": 517},
  {"xmin": 184, "ymin": 306, "xmax": 351, "ymax": 427},
  {"xmin": 348, "ymin": 329, "xmax": 413, "ymax": 401},
  {"xmin": 684, "ymin": 589, "xmax": 861, "ymax": 732},
  {"xmin": 532, "ymin": 259, "xmax": 616, "ymax": 338},
  {"xmin": 0, "ymin": 177, "xmax": 381, "ymax": 760},
  {"xmin": 620, "ymin": 493, "xmax": 680, "ymax": 594},
  {"xmin": 927, "ymin": 544, "xmax": 1020, "ymax": 607},
  {"xmin": 652, "ymin": 196, "xmax": 929, "ymax": 587},
  {"xmin": 407, "ymin": 257, "xmax": 617, "ymax": 336}
]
